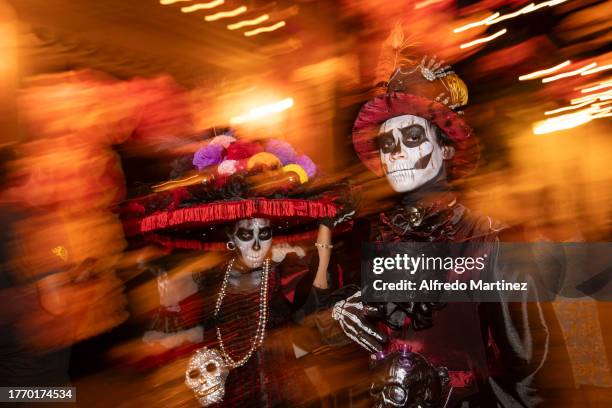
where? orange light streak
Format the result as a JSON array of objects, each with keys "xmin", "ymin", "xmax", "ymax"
[
  {"xmin": 541, "ymin": 62, "xmax": 597, "ymax": 83},
  {"xmin": 581, "ymin": 80, "xmax": 612, "ymax": 93},
  {"xmin": 204, "ymin": 6, "xmax": 247, "ymax": 21},
  {"xmin": 454, "ymin": 0, "xmax": 569, "ymax": 33},
  {"xmin": 415, "ymin": 0, "xmax": 445, "ymax": 9},
  {"xmin": 459, "ymin": 29, "xmax": 507, "ymax": 49},
  {"xmin": 533, "ymin": 108, "xmax": 595, "ymax": 135},
  {"xmin": 581, "ymin": 64, "xmax": 612, "ymax": 76},
  {"xmin": 570, "ymin": 89, "xmax": 612, "ymax": 105},
  {"xmin": 227, "ymin": 14, "xmax": 269, "ymax": 30},
  {"xmin": 453, "ymin": 13, "xmax": 500, "ymax": 33},
  {"xmin": 486, "ymin": 3, "xmax": 537, "ymax": 25},
  {"xmin": 544, "ymin": 100, "xmax": 591, "ymax": 115},
  {"xmin": 244, "ymin": 21, "xmax": 286, "ymax": 37},
  {"xmin": 519, "ymin": 60, "xmax": 571, "ymax": 81},
  {"xmin": 160, "ymin": 0, "xmax": 191, "ymax": 4},
  {"xmin": 229, "ymin": 98, "xmax": 294, "ymax": 124},
  {"xmin": 181, "ymin": 1, "xmax": 224, "ymax": 13}
]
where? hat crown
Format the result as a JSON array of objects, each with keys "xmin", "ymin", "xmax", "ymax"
[
  {"xmin": 373, "ymin": 24, "xmax": 468, "ymax": 111},
  {"xmin": 377, "ymin": 56, "xmax": 468, "ymax": 112}
]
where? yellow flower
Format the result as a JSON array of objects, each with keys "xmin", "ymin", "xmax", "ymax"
[{"xmin": 282, "ymin": 164, "xmax": 309, "ymax": 184}]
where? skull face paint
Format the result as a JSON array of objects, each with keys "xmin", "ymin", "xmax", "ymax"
[
  {"xmin": 230, "ymin": 218, "xmax": 272, "ymax": 269},
  {"xmin": 378, "ymin": 115, "xmax": 444, "ymax": 193}
]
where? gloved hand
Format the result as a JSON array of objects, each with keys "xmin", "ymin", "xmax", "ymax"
[{"xmin": 332, "ymin": 290, "xmax": 388, "ymax": 352}]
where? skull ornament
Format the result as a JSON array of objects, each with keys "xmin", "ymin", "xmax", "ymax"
[
  {"xmin": 229, "ymin": 218, "xmax": 273, "ymax": 269},
  {"xmin": 378, "ymin": 115, "xmax": 451, "ymax": 193},
  {"xmin": 370, "ymin": 348, "xmax": 450, "ymax": 408},
  {"xmin": 185, "ymin": 347, "xmax": 229, "ymax": 406}
]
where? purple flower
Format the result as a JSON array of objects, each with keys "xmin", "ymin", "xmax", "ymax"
[
  {"xmin": 265, "ymin": 139, "xmax": 296, "ymax": 165},
  {"xmin": 295, "ymin": 154, "xmax": 317, "ymax": 178},
  {"xmin": 193, "ymin": 144, "xmax": 224, "ymax": 171}
]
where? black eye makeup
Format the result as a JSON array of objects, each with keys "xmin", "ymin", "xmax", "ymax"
[
  {"xmin": 378, "ymin": 131, "xmax": 397, "ymax": 154},
  {"xmin": 258, "ymin": 227, "xmax": 272, "ymax": 241},
  {"xmin": 236, "ymin": 228, "xmax": 254, "ymax": 241},
  {"xmin": 400, "ymin": 124, "xmax": 427, "ymax": 148}
]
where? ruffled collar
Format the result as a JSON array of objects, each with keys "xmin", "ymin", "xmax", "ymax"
[{"xmin": 379, "ymin": 191, "xmax": 463, "ymax": 242}]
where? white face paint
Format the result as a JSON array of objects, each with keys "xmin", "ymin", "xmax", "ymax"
[
  {"xmin": 230, "ymin": 218, "xmax": 272, "ymax": 269},
  {"xmin": 378, "ymin": 115, "xmax": 445, "ymax": 193}
]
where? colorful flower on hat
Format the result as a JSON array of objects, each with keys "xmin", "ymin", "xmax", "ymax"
[
  {"xmin": 226, "ymin": 141, "xmax": 263, "ymax": 160},
  {"xmin": 265, "ymin": 139, "xmax": 297, "ymax": 165},
  {"xmin": 193, "ymin": 144, "xmax": 224, "ymax": 171},
  {"xmin": 294, "ymin": 154, "xmax": 317, "ymax": 178},
  {"xmin": 209, "ymin": 134, "xmax": 236, "ymax": 148},
  {"xmin": 282, "ymin": 164, "xmax": 309, "ymax": 184},
  {"xmin": 247, "ymin": 152, "xmax": 282, "ymax": 171},
  {"xmin": 217, "ymin": 159, "xmax": 241, "ymax": 176}
]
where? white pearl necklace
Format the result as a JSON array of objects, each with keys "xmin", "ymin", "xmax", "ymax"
[{"xmin": 214, "ymin": 258, "xmax": 270, "ymax": 369}]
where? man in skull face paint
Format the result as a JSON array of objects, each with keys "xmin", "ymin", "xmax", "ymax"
[
  {"xmin": 378, "ymin": 115, "xmax": 454, "ymax": 194},
  {"xmin": 329, "ymin": 40, "xmax": 572, "ymax": 406}
]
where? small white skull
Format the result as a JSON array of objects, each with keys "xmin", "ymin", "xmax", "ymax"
[
  {"xmin": 185, "ymin": 348, "xmax": 229, "ymax": 406},
  {"xmin": 229, "ymin": 218, "xmax": 272, "ymax": 269},
  {"xmin": 378, "ymin": 115, "xmax": 452, "ymax": 193}
]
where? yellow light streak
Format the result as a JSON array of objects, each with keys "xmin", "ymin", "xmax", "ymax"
[
  {"xmin": 519, "ymin": 60, "xmax": 571, "ymax": 80},
  {"xmin": 181, "ymin": 0, "xmax": 224, "ymax": 13},
  {"xmin": 592, "ymin": 106, "xmax": 612, "ymax": 116},
  {"xmin": 593, "ymin": 112, "xmax": 612, "ymax": 118},
  {"xmin": 454, "ymin": 0, "xmax": 569, "ymax": 33},
  {"xmin": 230, "ymin": 98, "xmax": 294, "ymax": 125},
  {"xmin": 454, "ymin": 13, "xmax": 500, "ymax": 33},
  {"xmin": 570, "ymin": 92, "xmax": 611, "ymax": 105},
  {"xmin": 534, "ymin": 103, "xmax": 611, "ymax": 134},
  {"xmin": 227, "ymin": 14, "xmax": 269, "ymax": 30},
  {"xmin": 581, "ymin": 80, "xmax": 612, "ymax": 93},
  {"xmin": 541, "ymin": 62, "xmax": 597, "ymax": 83},
  {"xmin": 581, "ymin": 64, "xmax": 612, "ymax": 76},
  {"xmin": 533, "ymin": 108, "xmax": 594, "ymax": 135},
  {"xmin": 486, "ymin": 3, "xmax": 536, "ymax": 25},
  {"xmin": 160, "ymin": 0, "xmax": 191, "ymax": 5},
  {"xmin": 244, "ymin": 21, "xmax": 286, "ymax": 37},
  {"xmin": 592, "ymin": 101, "xmax": 612, "ymax": 109},
  {"xmin": 415, "ymin": 0, "xmax": 445, "ymax": 9},
  {"xmin": 544, "ymin": 100, "xmax": 591, "ymax": 115},
  {"xmin": 459, "ymin": 29, "xmax": 507, "ymax": 49},
  {"xmin": 204, "ymin": 6, "xmax": 247, "ymax": 22}
]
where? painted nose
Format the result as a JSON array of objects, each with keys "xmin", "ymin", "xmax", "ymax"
[
  {"xmin": 389, "ymin": 140, "xmax": 405, "ymax": 160},
  {"xmin": 252, "ymin": 240, "xmax": 260, "ymax": 251}
]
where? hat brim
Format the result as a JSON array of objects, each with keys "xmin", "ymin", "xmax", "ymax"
[
  {"xmin": 143, "ymin": 220, "xmax": 353, "ymax": 251},
  {"xmin": 352, "ymin": 92, "xmax": 478, "ymax": 178},
  {"xmin": 138, "ymin": 197, "xmax": 338, "ymax": 234}
]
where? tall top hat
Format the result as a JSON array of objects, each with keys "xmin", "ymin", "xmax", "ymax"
[{"xmin": 352, "ymin": 25, "xmax": 478, "ymax": 179}]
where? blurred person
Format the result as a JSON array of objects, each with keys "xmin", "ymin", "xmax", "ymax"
[
  {"xmin": 0, "ymin": 145, "xmax": 63, "ymax": 387},
  {"xmin": 0, "ymin": 145, "xmax": 73, "ymax": 387},
  {"xmin": 0, "ymin": 155, "xmax": 128, "ymax": 388},
  {"xmin": 328, "ymin": 26, "xmax": 573, "ymax": 407}
]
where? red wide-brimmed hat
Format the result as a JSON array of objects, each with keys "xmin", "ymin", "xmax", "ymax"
[
  {"xmin": 122, "ymin": 131, "xmax": 353, "ymax": 249},
  {"xmin": 352, "ymin": 26, "xmax": 479, "ymax": 179}
]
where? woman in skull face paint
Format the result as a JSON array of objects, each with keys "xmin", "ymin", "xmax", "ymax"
[
  {"xmin": 125, "ymin": 132, "xmax": 351, "ymax": 407},
  {"xmin": 227, "ymin": 218, "xmax": 273, "ymax": 271},
  {"xmin": 187, "ymin": 217, "xmax": 331, "ymax": 408}
]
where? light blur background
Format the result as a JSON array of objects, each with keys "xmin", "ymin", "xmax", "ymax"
[{"xmin": 0, "ymin": 0, "xmax": 611, "ymax": 406}]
